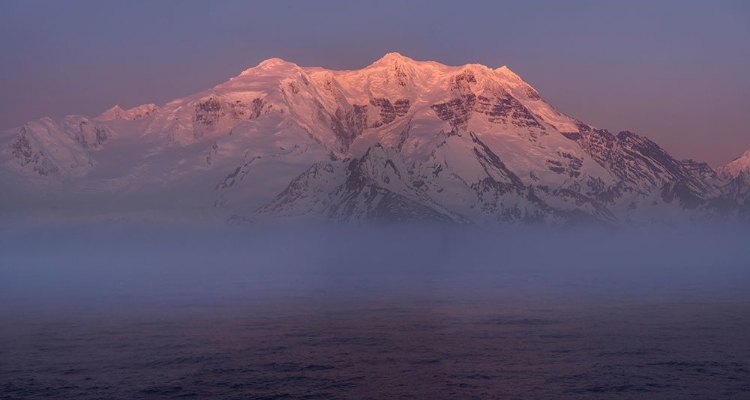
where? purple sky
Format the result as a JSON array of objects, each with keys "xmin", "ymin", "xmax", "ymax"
[{"xmin": 1, "ymin": 0, "xmax": 748, "ymax": 166}]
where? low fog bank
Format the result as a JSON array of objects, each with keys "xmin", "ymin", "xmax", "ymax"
[{"xmin": 1, "ymin": 223, "xmax": 750, "ymax": 316}]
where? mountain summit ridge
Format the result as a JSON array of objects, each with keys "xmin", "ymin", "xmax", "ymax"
[{"xmin": 2, "ymin": 53, "xmax": 748, "ymax": 225}]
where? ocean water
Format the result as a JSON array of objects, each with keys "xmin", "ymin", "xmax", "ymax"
[
  {"xmin": 2, "ymin": 295, "xmax": 750, "ymax": 399},
  {"xmin": 2, "ymin": 226, "xmax": 750, "ymax": 398}
]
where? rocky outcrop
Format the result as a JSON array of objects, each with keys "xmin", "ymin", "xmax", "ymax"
[
  {"xmin": 215, "ymin": 154, "xmax": 260, "ymax": 190},
  {"xmin": 475, "ymin": 93, "xmax": 543, "ymax": 128},
  {"xmin": 432, "ymin": 70, "xmax": 542, "ymax": 131},
  {"xmin": 680, "ymin": 159, "xmax": 719, "ymax": 182},
  {"xmin": 370, "ymin": 98, "xmax": 410, "ymax": 128},
  {"xmin": 9, "ymin": 127, "xmax": 59, "ymax": 176},
  {"xmin": 329, "ymin": 105, "xmax": 368, "ymax": 151},
  {"xmin": 194, "ymin": 97, "xmax": 265, "ymax": 137}
]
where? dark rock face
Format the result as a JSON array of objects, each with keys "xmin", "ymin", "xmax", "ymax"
[
  {"xmin": 329, "ymin": 148, "xmax": 467, "ymax": 224},
  {"xmin": 258, "ymin": 162, "xmax": 336, "ymax": 213},
  {"xmin": 394, "ymin": 99, "xmax": 411, "ymax": 115},
  {"xmin": 468, "ymin": 132, "xmax": 525, "ymax": 192},
  {"xmin": 661, "ymin": 179, "xmax": 706, "ymax": 210},
  {"xmin": 617, "ymin": 130, "xmax": 684, "ymax": 187},
  {"xmin": 9, "ymin": 128, "xmax": 59, "ymax": 176},
  {"xmin": 215, "ymin": 155, "xmax": 260, "ymax": 190},
  {"xmin": 559, "ymin": 123, "xmax": 739, "ymax": 216},
  {"xmin": 194, "ymin": 97, "xmax": 265, "ymax": 132},
  {"xmin": 250, "ymin": 98, "xmax": 265, "ymax": 119},
  {"xmin": 475, "ymin": 94, "xmax": 543, "ymax": 128},
  {"xmin": 259, "ymin": 144, "xmax": 470, "ymax": 224},
  {"xmin": 370, "ymin": 98, "xmax": 410, "ymax": 128},
  {"xmin": 195, "ymin": 98, "xmax": 223, "ymax": 127},
  {"xmin": 587, "ymin": 179, "xmax": 627, "ymax": 206},
  {"xmin": 543, "ymin": 152, "xmax": 584, "ymax": 178},
  {"xmin": 546, "ymin": 160, "xmax": 566, "ymax": 174},
  {"xmin": 326, "ymin": 96, "xmax": 411, "ymax": 151},
  {"xmin": 94, "ymin": 126, "xmax": 109, "ymax": 147},
  {"xmin": 432, "ymin": 71, "xmax": 541, "ymax": 131},
  {"xmin": 131, "ymin": 109, "xmax": 156, "ymax": 120},
  {"xmin": 708, "ymin": 172, "xmax": 750, "ymax": 216},
  {"xmin": 616, "ymin": 130, "xmax": 686, "ymax": 183},
  {"xmin": 431, "ymin": 97, "xmax": 475, "ymax": 131},
  {"xmin": 330, "ymin": 105, "xmax": 369, "ymax": 152},
  {"xmin": 431, "ymin": 71, "xmax": 480, "ymax": 131},
  {"xmin": 564, "ymin": 126, "xmax": 617, "ymax": 171},
  {"xmin": 556, "ymin": 152, "xmax": 584, "ymax": 178},
  {"xmin": 680, "ymin": 159, "xmax": 719, "ymax": 182},
  {"xmin": 9, "ymin": 129, "xmax": 34, "ymax": 166},
  {"xmin": 343, "ymin": 146, "xmax": 404, "ymax": 191},
  {"xmin": 568, "ymin": 125, "xmax": 705, "ymax": 192},
  {"xmin": 454, "ymin": 71, "xmax": 477, "ymax": 90},
  {"xmin": 74, "ymin": 119, "xmax": 111, "ymax": 149}
]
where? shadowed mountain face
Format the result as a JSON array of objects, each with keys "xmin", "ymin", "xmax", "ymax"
[{"xmin": 1, "ymin": 53, "xmax": 748, "ymax": 226}]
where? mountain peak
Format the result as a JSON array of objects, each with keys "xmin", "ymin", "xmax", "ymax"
[
  {"xmin": 96, "ymin": 103, "xmax": 158, "ymax": 121},
  {"xmin": 719, "ymin": 147, "xmax": 750, "ymax": 179},
  {"xmin": 96, "ymin": 105, "xmax": 124, "ymax": 120},
  {"xmin": 371, "ymin": 52, "xmax": 418, "ymax": 67},
  {"xmin": 379, "ymin": 52, "xmax": 409, "ymax": 60},
  {"xmin": 238, "ymin": 58, "xmax": 301, "ymax": 77},
  {"xmin": 258, "ymin": 57, "xmax": 295, "ymax": 68}
]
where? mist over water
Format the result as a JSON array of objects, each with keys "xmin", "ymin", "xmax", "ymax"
[{"xmin": 2, "ymin": 224, "xmax": 750, "ymax": 398}]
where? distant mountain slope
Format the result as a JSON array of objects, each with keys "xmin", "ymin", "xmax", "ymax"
[{"xmin": 4, "ymin": 116, "xmax": 113, "ymax": 179}]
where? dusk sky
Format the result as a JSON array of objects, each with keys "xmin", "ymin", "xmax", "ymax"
[{"xmin": 1, "ymin": 0, "xmax": 748, "ymax": 166}]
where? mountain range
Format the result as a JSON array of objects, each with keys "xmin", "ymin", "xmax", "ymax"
[{"xmin": 2, "ymin": 53, "xmax": 749, "ymax": 226}]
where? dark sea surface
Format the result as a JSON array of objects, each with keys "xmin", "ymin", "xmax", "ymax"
[{"xmin": 1, "ymin": 226, "xmax": 750, "ymax": 398}]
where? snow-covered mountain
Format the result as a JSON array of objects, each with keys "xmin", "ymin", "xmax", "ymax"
[
  {"xmin": 718, "ymin": 149, "xmax": 750, "ymax": 179},
  {"xmin": 1, "ymin": 53, "xmax": 748, "ymax": 225}
]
